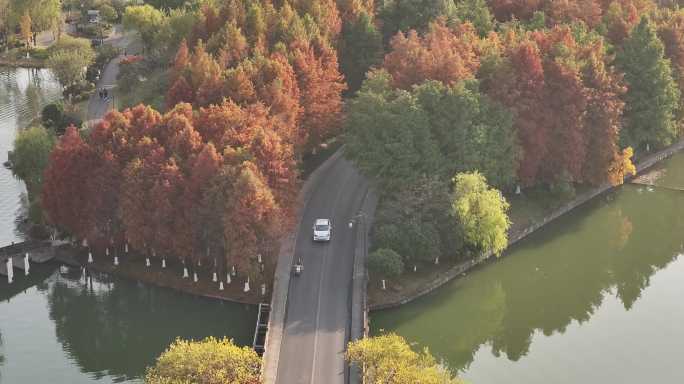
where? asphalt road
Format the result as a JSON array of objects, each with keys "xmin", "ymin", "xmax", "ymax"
[
  {"xmin": 275, "ymin": 155, "xmax": 368, "ymax": 384},
  {"xmin": 87, "ymin": 25, "xmax": 138, "ymax": 125}
]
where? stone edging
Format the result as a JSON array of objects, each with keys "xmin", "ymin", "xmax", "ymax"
[
  {"xmin": 261, "ymin": 147, "xmax": 346, "ymax": 384},
  {"xmin": 349, "ymin": 186, "xmax": 378, "ymax": 384},
  {"xmin": 369, "ymin": 139, "xmax": 684, "ymax": 311}
]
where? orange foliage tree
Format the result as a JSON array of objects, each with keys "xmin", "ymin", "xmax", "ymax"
[
  {"xmin": 383, "ymin": 20, "xmax": 481, "ymax": 89},
  {"xmin": 483, "ymin": 26, "xmax": 631, "ymax": 186},
  {"xmin": 42, "ymin": 100, "xmax": 298, "ymax": 273}
]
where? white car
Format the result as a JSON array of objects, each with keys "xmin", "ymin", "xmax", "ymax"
[{"xmin": 313, "ymin": 218, "xmax": 332, "ymax": 242}]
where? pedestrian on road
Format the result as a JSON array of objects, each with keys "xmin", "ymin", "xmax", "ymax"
[
  {"xmin": 104, "ymin": 89, "xmax": 108, "ymax": 99},
  {"xmin": 98, "ymin": 89, "xmax": 103, "ymax": 99}
]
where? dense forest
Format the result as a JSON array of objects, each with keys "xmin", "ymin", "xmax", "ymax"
[{"xmin": 40, "ymin": 0, "xmax": 684, "ymax": 279}]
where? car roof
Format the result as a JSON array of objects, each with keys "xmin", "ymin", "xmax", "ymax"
[{"xmin": 315, "ymin": 218, "xmax": 330, "ymax": 225}]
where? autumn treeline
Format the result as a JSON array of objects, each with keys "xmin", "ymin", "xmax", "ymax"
[
  {"xmin": 42, "ymin": 0, "xmax": 350, "ymax": 272},
  {"xmin": 346, "ymin": 0, "xmax": 684, "ymax": 267},
  {"xmin": 375, "ymin": 1, "xmax": 683, "ymax": 189},
  {"xmin": 40, "ymin": 0, "xmax": 684, "ymax": 272}
]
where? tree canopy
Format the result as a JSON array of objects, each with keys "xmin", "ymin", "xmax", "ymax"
[
  {"xmin": 617, "ymin": 16, "xmax": 680, "ymax": 150},
  {"xmin": 347, "ymin": 333, "xmax": 465, "ymax": 384},
  {"xmin": 47, "ymin": 36, "xmax": 96, "ymax": 90},
  {"xmin": 145, "ymin": 337, "xmax": 261, "ymax": 384},
  {"xmin": 10, "ymin": 126, "xmax": 55, "ymax": 197},
  {"xmin": 451, "ymin": 171, "xmax": 510, "ymax": 256}
]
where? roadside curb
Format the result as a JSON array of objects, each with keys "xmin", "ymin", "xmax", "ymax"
[
  {"xmin": 369, "ymin": 139, "xmax": 684, "ymax": 311},
  {"xmin": 349, "ymin": 186, "xmax": 378, "ymax": 384},
  {"xmin": 262, "ymin": 147, "xmax": 346, "ymax": 384}
]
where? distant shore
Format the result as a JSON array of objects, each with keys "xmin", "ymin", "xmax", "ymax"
[{"xmin": 0, "ymin": 56, "xmax": 47, "ymax": 68}]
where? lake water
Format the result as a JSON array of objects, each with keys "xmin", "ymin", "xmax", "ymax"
[
  {"xmin": 0, "ymin": 265, "xmax": 257, "ymax": 383},
  {"xmin": 372, "ymin": 153, "xmax": 684, "ymax": 384},
  {"xmin": 0, "ymin": 67, "xmax": 257, "ymax": 384},
  {"xmin": 0, "ymin": 67, "xmax": 62, "ymax": 246}
]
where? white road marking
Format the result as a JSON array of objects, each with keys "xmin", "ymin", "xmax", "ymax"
[{"xmin": 309, "ymin": 165, "xmax": 353, "ymax": 384}]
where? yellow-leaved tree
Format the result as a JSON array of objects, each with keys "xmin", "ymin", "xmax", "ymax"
[
  {"xmin": 347, "ymin": 333, "xmax": 465, "ymax": 384},
  {"xmin": 145, "ymin": 337, "xmax": 261, "ymax": 384}
]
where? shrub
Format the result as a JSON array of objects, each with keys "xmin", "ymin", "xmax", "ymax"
[
  {"xmin": 368, "ymin": 248, "xmax": 404, "ymax": 278},
  {"xmin": 29, "ymin": 48, "xmax": 50, "ymax": 60},
  {"xmin": 41, "ymin": 103, "xmax": 64, "ymax": 130}
]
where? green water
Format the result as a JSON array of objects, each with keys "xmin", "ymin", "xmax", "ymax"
[
  {"xmin": 0, "ymin": 66, "xmax": 257, "ymax": 384},
  {"xmin": 0, "ymin": 265, "xmax": 257, "ymax": 383},
  {"xmin": 644, "ymin": 151, "xmax": 684, "ymax": 190},
  {"xmin": 372, "ymin": 175, "xmax": 684, "ymax": 383},
  {"xmin": 0, "ymin": 67, "xmax": 62, "ymax": 245}
]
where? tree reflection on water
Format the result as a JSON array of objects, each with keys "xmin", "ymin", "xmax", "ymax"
[
  {"xmin": 43, "ymin": 268, "xmax": 257, "ymax": 381},
  {"xmin": 373, "ymin": 185, "xmax": 684, "ymax": 371}
]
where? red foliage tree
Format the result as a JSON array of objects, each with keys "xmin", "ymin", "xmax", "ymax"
[
  {"xmin": 383, "ymin": 20, "xmax": 480, "ymax": 89},
  {"xmin": 545, "ymin": 0, "xmax": 604, "ymax": 27},
  {"xmin": 160, "ymin": 103, "xmax": 203, "ymax": 164},
  {"xmin": 602, "ymin": 0, "xmax": 654, "ymax": 44},
  {"xmin": 582, "ymin": 41, "xmax": 627, "ymax": 185},
  {"xmin": 218, "ymin": 161, "xmax": 281, "ymax": 271},
  {"xmin": 42, "ymin": 126, "xmax": 96, "ymax": 240},
  {"xmin": 291, "ymin": 39, "xmax": 346, "ymax": 151},
  {"xmin": 485, "ymin": 39, "xmax": 548, "ymax": 185},
  {"xmin": 484, "ymin": 26, "xmax": 626, "ymax": 186},
  {"xmin": 171, "ymin": 39, "xmax": 190, "ymax": 83},
  {"xmin": 187, "ymin": 42, "xmax": 224, "ymax": 107},
  {"xmin": 223, "ymin": 55, "xmax": 302, "ymax": 146},
  {"xmin": 167, "ymin": 77, "xmax": 195, "ymax": 110},
  {"xmin": 119, "ymin": 138, "xmax": 167, "ymax": 253},
  {"xmin": 184, "ymin": 143, "xmax": 223, "ymax": 262},
  {"xmin": 539, "ymin": 59, "xmax": 587, "ymax": 182}
]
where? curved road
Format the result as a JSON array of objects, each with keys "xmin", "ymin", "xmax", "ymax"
[
  {"xmin": 86, "ymin": 25, "xmax": 139, "ymax": 126},
  {"xmin": 275, "ymin": 155, "xmax": 369, "ymax": 384}
]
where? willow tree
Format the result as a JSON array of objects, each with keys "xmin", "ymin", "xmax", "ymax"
[{"xmin": 451, "ymin": 171, "xmax": 510, "ymax": 256}]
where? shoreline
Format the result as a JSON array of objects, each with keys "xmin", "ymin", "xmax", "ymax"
[
  {"xmin": 0, "ymin": 57, "xmax": 46, "ymax": 68},
  {"xmin": 369, "ymin": 139, "xmax": 684, "ymax": 311},
  {"xmin": 54, "ymin": 245, "xmax": 267, "ymax": 306}
]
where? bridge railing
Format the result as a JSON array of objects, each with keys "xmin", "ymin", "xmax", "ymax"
[{"xmin": 253, "ymin": 303, "xmax": 270, "ymax": 357}]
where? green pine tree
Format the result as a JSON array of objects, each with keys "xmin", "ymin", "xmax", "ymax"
[
  {"xmin": 617, "ymin": 16, "xmax": 680, "ymax": 150},
  {"xmin": 339, "ymin": 12, "xmax": 384, "ymax": 94}
]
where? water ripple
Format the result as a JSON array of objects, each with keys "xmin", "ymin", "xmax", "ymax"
[{"xmin": 0, "ymin": 67, "xmax": 62, "ymax": 246}]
